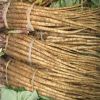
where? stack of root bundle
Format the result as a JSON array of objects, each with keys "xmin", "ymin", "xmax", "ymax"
[
  {"xmin": 0, "ymin": 1, "xmax": 100, "ymax": 100},
  {"xmin": 1, "ymin": 58, "xmax": 100, "ymax": 100},
  {"xmin": 0, "ymin": 33, "xmax": 99, "ymax": 99},
  {"xmin": 0, "ymin": 2, "xmax": 100, "ymax": 33}
]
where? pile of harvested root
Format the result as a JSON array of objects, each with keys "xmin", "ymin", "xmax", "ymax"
[{"xmin": 0, "ymin": 1, "xmax": 100, "ymax": 100}]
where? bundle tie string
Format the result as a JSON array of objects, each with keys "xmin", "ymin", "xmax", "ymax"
[
  {"xmin": 5, "ymin": 34, "xmax": 10, "ymax": 51},
  {"xmin": 6, "ymin": 60, "xmax": 11, "ymax": 84},
  {"xmin": 26, "ymin": 3, "xmax": 34, "ymax": 31},
  {"xmin": 38, "ymin": 31, "xmax": 44, "ymax": 41},
  {"xmin": 3, "ymin": 2, "xmax": 10, "ymax": 28},
  {"xmin": 31, "ymin": 69, "xmax": 38, "ymax": 91},
  {"xmin": 28, "ymin": 40, "xmax": 34, "ymax": 64}
]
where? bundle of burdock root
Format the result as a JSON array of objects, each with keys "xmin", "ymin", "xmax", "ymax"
[
  {"xmin": 1, "ymin": 57, "xmax": 100, "ymax": 100},
  {"xmin": 0, "ymin": 2, "xmax": 99, "ymax": 33}
]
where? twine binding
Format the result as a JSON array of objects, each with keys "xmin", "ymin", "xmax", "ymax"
[
  {"xmin": 5, "ymin": 60, "xmax": 11, "ymax": 84},
  {"xmin": 3, "ymin": 2, "xmax": 10, "ymax": 28},
  {"xmin": 26, "ymin": 3, "xmax": 34, "ymax": 31},
  {"xmin": 31, "ymin": 69, "xmax": 38, "ymax": 91},
  {"xmin": 28, "ymin": 40, "xmax": 34, "ymax": 64},
  {"xmin": 5, "ymin": 34, "xmax": 10, "ymax": 51},
  {"xmin": 39, "ymin": 31, "xmax": 44, "ymax": 41}
]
